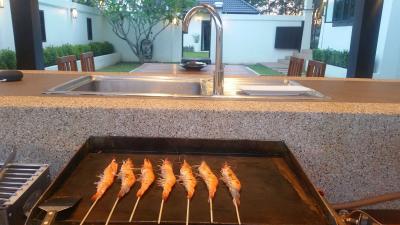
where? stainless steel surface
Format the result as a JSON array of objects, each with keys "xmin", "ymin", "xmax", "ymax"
[
  {"xmin": 44, "ymin": 75, "xmax": 327, "ymax": 100},
  {"xmin": 0, "ymin": 150, "xmax": 16, "ymax": 181},
  {"xmin": 183, "ymin": 4, "xmax": 224, "ymax": 95},
  {"xmin": 0, "ymin": 164, "xmax": 50, "ymax": 225}
]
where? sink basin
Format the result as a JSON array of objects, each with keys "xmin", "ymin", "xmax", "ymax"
[
  {"xmin": 45, "ymin": 75, "xmax": 327, "ymax": 100},
  {"xmin": 45, "ymin": 76, "xmax": 203, "ymax": 97}
]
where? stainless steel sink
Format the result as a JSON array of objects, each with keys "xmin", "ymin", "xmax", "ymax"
[{"xmin": 44, "ymin": 75, "xmax": 327, "ymax": 100}]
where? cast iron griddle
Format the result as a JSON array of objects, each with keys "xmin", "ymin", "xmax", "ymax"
[{"xmin": 26, "ymin": 137, "xmax": 339, "ymax": 225}]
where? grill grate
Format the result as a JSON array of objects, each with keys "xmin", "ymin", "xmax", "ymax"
[{"xmin": 0, "ymin": 164, "xmax": 48, "ymax": 207}]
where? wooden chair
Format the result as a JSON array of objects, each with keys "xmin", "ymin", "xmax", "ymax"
[
  {"xmin": 306, "ymin": 60, "xmax": 326, "ymax": 77},
  {"xmin": 287, "ymin": 56, "xmax": 304, "ymax": 77},
  {"xmin": 57, "ymin": 55, "xmax": 78, "ymax": 71},
  {"xmin": 80, "ymin": 52, "xmax": 95, "ymax": 72}
]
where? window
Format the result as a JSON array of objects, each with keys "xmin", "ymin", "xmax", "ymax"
[
  {"xmin": 332, "ymin": 0, "xmax": 355, "ymax": 26},
  {"xmin": 39, "ymin": 10, "xmax": 46, "ymax": 42},
  {"xmin": 87, "ymin": 18, "xmax": 93, "ymax": 40}
]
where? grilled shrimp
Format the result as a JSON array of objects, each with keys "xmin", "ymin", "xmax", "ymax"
[
  {"xmin": 118, "ymin": 158, "xmax": 136, "ymax": 198},
  {"xmin": 158, "ymin": 159, "xmax": 177, "ymax": 200},
  {"xmin": 198, "ymin": 161, "xmax": 218, "ymax": 199},
  {"xmin": 91, "ymin": 159, "xmax": 118, "ymax": 201},
  {"xmin": 136, "ymin": 158, "xmax": 155, "ymax": 197},
  {"xmin": 179, "ymin": 160, "xmax": 197, "ymax": 199},
  {"xmin": 221, "ymin": 162, "xmax": 241, "ymax": 205}
]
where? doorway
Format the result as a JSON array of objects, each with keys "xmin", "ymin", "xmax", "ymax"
[{"xmin": 201, "ymin": 20, "xmax": 211, "ymax": 51}]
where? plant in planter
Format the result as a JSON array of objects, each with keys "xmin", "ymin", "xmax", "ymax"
[{"xmin": 192, "ymin": 34, "xmax": 200, "ymax": 43}]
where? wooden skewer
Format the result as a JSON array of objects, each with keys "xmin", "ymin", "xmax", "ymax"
[
  {"xmin": 186, "ymin": 198, "xmax": 190, "ymax": 225},
  {"xmin": 209, "ymin": 198, "xmax": 214, "ymax": 223},
  {"xmin": 157, "ymin": 199, "xmax": 164, "ymax": 224},
  {"xmin": 105, "ymin": 198, "xmax": 120, "ymax": 225},
  {"xmin": 233, "ymin": 199, "xmax": 241, "ymax": 225},
  {"xmin": 129, "ymin": 196, "xmax": 141, "ymax": 222},
  {"xmin": 79, "ymin": 197, "xmax": 99, "ymax": 225}
]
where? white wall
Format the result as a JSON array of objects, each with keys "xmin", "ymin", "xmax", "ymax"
[
  {"xmin": 210, "ymin": 14, "xmax": 302, "ymax": 64},
  {"xmin": 183, "ymin": 13, "xmax": 210, "ymax": 52},
  {"xmin": 1, "ymin": 1, "xmax": 307, "ymax": 65},
  {"xmin": 318, "ymin": 0, "xmax": 353, "ymax": 51},
  {"xmin": 373, "ymin": 0, "xmax": 400, "ymax": 80},
  {"xmin": 39, "ymin": 0, "xmax": 105, "ymax": 47},
  {"xmin": 0, "ymin": 0, "xmax": 105, "ymax": 50},
  {"xmin": 318, "ymin": 22, "xmax": 352, "ymax": 51},
  {"xmin": 0, "ymin": 0, "xmax": 15, "ymax": 51}
]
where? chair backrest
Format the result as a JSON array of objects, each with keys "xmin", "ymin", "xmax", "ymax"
[
  {"xmin": 80, "ymin": 52, "xmax": 95, "ymax": 72},
  {"xmin": 306, "ymin": 60, "xmax": 326, "ymax": 77},
  {"xmin": 287, "ymin": 56, "xmax": 304, "ymax": 77},
  {"xmin": 57, "ymin": 55, "xmax": 78, "ymax": 71}
]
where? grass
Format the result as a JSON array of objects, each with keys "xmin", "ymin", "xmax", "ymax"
[
  {"xmin": 97, "ymin": 62, "xmax": 141, "ymax": 72},
  {"xmin": 248, "ymin": 64, "xmax": 282, "ymax": 76},
  {"xmin": 182, "ymin": 51, "xmax": 210, "ymax": 58}
]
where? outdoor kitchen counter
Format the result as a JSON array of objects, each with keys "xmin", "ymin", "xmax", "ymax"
[{"xmin": 0, "ymin": 70, "xmax": 399, "ymax": 210}]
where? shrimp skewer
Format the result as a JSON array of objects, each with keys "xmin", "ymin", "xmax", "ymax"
[
  {"xmin": 157, "ymin": 159, "xmax": 177, "ymax": 224},
  {"xmin": 198, "ymin": 161, "xmax": 218, "ymax": 223},
  {"xmin": 221, "ymin": 163, "xmax": 242, "ymax": 225},
  {"xmin": 180, "ymin": 160, "xmax": 197, "ymax": 225},
  {"xmin": 80, "ymin": 159, "xmax": 118, "ymax": 225},
  {"xmin": 129, "ymin": 158, "xmax": 155, "ymax": 222},
  {"xmin": 105, "ymin": 159, "xmax": 136, "ymax": 225}
]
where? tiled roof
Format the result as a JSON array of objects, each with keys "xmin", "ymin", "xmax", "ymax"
[{"xmin": 198, "ymin": 0, "xmax": 259, "ymax": 14}]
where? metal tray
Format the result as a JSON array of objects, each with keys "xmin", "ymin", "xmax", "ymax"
[{"xmin": 26, "ymin": 137, "xmax": 342, "ymax": 225}]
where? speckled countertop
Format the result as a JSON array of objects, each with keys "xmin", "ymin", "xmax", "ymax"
[{"xmin": 0, "ymin": 71, "xmax": 399, "ymax": 209}]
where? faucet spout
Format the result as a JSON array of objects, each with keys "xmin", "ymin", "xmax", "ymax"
[{"xmin": 183, "ymin": 4, "xmax": 224, "ymax": 95}]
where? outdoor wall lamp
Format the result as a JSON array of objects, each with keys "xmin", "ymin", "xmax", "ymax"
[
  {"xmin": 172, "ymin": 17, "xmax": 178, "ymax": 25},
  {"xmin": 0, "ymin": 0, "xmax": 4, "ymax": 8},
  {"xmin": 71, "ymin": 8, "xmax": 78, "ymax": 19}
]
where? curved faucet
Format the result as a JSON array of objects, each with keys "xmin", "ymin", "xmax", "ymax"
[{"xmin": 183, "ymin": 4, "xmax": 224, "ymax": 95}]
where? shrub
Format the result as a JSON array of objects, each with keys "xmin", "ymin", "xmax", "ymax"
[
  {"xmin": 1, "ymin": 42, "xmax": 115, "ymax": 67},
  {"xmin": 312, "ymin": 48, "xmax": 349, "ymax": 68},
  {"xmin": 183, "ymin": 46, "xmax": 194, "ymax": 52},
  {"xmin": 43, "ymin": 42, "xmax": 115, "ymax": 66},
  {"xmin": 0, "ymin": 49, "xmax": 17, "ymax": 70}
]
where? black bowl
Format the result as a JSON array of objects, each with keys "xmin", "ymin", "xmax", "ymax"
[{"xmin": 180, "ymin": 61, "xmax": 207, "ymax": 71}]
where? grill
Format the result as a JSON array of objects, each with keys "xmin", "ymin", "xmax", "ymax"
[
  {"xmin": 26, "ymin": 137, "xmax": 344, "ymax": 225},
  {"xmin": 0, "ymin": 164, "xmax": 50, "ymax": 225}
]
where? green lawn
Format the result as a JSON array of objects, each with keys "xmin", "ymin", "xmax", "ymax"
[
  {"xmin": 248, "ymin": 64, "xmax": 282, "ymax": 76},
  {"xmin": 182, "ymin": 51, "xmax": 210, "ymax": 58},
  {"xmin": 98, "ymin": 62, "xmax": 141, "ymax": 72}
]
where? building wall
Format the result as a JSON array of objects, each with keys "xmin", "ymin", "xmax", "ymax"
[
  {"xmin": 0, "ymin": 0, "xmax": 15, "ymax": 51},
  {"xmin": 0, "ymin": 0, "xmax": 105, "ymax": 50},
  {"xmin": 318, "ymin": 22, "xmax": 352, "ymax": 51},
  {"xmin": 1, "ymin": 0, "xmax": 305, "ymax": 64},
  {"xmin": 374, "ymin": 0, "xmax": 400, "ymax": 80},
  {"xmin": 210, "ymin": 14, "xmax": 303, "ymax": 64},
  {"xmin": 183, "ymin": 13, "xmax": 210, "ymax": 52},
  {"xmin": 108, "ymin": 14, "xmax": 304, "ymax": 64},
  {"xmin": 318, "ymin": 0, "xmax": 353, "ymax": 51}
]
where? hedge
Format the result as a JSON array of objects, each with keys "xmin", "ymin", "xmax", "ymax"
[
  {"xmin": 312, "ymin": 48, "xmax": 349, "ymax": 68},
  {"xmin": 0, "ymin": 50, "xmax": 16, "ymax": 70},
  {"xmin": 43, "ymin": 41, "xmax": 114, "ymax": 66},
  {"xmin": 0, "ymin": 42, "xmax": 114, "ymax": 69}
]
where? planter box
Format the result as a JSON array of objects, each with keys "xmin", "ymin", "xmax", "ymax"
[
  {"xmin": 45, "ymin": 52, "xmax": 121, "ymax": 71},
  {"xmin": 325, "ymin": 64, "xmax": 347, "ymax": 78}
]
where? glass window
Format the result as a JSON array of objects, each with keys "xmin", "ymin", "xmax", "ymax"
[{"xmin": 332, "ymin": 0, "xmax": 355, "ymax": 26}]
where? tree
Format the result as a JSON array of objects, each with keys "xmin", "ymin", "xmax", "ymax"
[
  {"xmin": 311, "ymin": 0, "xmax": 324, "ymax": 48},
  {"xmin": 245, "ymin": 0, "xmax": 304, "ymax": 15},
  {"xmin": 91, "ymin": 0, "xmax": 195, "ymax": 63}
]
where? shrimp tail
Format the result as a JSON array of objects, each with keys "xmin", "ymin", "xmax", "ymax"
[{"xmin": 91, "ymin": 192, "xmax": 100, "ymax": 201}]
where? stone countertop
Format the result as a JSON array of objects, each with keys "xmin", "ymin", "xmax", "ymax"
[{"xmin": 0, "ymin": 70, "xmax": 399, "ymax": 209}]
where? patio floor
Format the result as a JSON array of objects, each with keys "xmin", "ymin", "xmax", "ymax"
[{"xmin": 132, "ymin": 63, "xmax": 258, "ymax": 76}]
